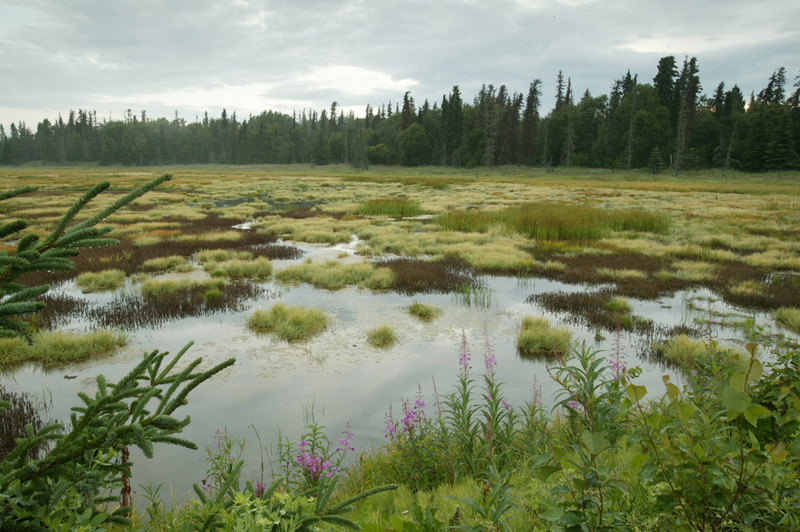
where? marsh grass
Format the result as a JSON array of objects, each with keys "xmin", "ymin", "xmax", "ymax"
[
  {"xmin": 436, "ymin": 203, "xmax": 670, "ymax": 240},
  {"xmin": 205, "ymin": 257, "xmax": 273, "ymax": 280},
  {"xmin": 275, "ymin": 260, "xmax": 390, "ymax": 290},
  {"xmin": 141, "ymin": 255, "xmax": 194, "ymax": 273},
  {"xmin": 75, "ymin": 269, "xmax": 126, "ymax": 292},
  {"xmin": 0, "ymin": 329, "xmax": 126, "ymax": 368},
  {"xmin": 194, "ymin": 249, "xmax": 253, "ymax": 263},
  {"xmin": 408, "ymin": 302, "xmax": 440, "ymax": 321},
  {"xmin": 89, "ymin": 282, "xmax": 272, "ymax": 330},
  {"xmin": 376, "ymin": 256, "xmax": 481, "ymax": 295},
  {"xmin": 773, "ymin": 307, "xmax": 800, "ymax": 333},
  {"xmin": 516, "ymin": 315, "xmax": 572, "ymax": 358},
  {"xmin": 355, "ymin": 197, "xmax": 424, "ymax": 218},
  {"xmin": 247, "ymin": 303, "xmax": 328, "ymax": 342},
  {"xmin": 140, "ymin": 278, "xmax": 224, "ymax": 297},
  {"xmin": 652, "ymin": 334, "xmax": 748, "ymax": 373},
  {"xmin": 367, "ymin": 325, "xmax": 398, "ymax": 348}
]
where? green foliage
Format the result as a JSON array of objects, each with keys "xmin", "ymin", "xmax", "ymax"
[
  {"xmin": 0, "ymin": 329, "xmax": 126, "ymax": 367},
  {"xmin": 516, "ymin": 315, "xmax": 572, "ymax": 358},
  {"xmin": 75, "ymin": 268, "xmax": 127, "ymax": 292},
  {"xmin": 356, "ymin": 198, "xmax": 424, "ymax": 218},
  {"xmin": 408, "ymin": 302, "xmax": 440, "ymax": 322},
  {"xmin": 0, "ymin": 173, "xmax": 171, "ymax": 340},
  {"xmin": 247, "ymin": 303, "xmax": 328, "ymax": 342},
  {"xmin": 367, "ymin": 325, "xmax": 398, "ymax": 348}
]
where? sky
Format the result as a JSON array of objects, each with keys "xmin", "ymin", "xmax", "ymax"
[{"xmin": 1, "ymin": 0, "xmax": 799, "ymax": 129}]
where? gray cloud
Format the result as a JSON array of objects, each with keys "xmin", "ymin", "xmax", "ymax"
[{"xmin": 1, "ymin": 0, "xmax": 798, "ymax": 127}]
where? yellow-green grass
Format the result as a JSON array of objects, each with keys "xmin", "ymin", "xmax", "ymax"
[
  {"xmin": 75, "ymin": 269, "xmax": 126, "ymax": 292},
  {"xmin": 595, "ymin": 267, "xmax": 648, "ymax": 280},
  {"xmin": 246, "ymin": 303, "xmax": 328, "ymax": 342},
  {"xmin": 0, "ymin": 329, "xmax": 127, "ymax": 367},
  {"xmin": 141, "ymin": 255, "xmax": 194, "ymax": 273},
  {"xmin": 205, "ymin": 257, "xmax": 273, "ymax": 280},
  {"xmin": 355, "ymin": 197, "xmax": 424, "ymax": 218},
  {"xmin": 193, "ymin": 249, "xmax": 253, "ymax": 263},
  {"xmin": 604, "ymin": 297, "xmax": 633, "ymax": 314},
  {"xmin": 517, "ymin": 316, "xmax": 572, "ymax": 357},
  {"xmin": 408, "ymin": 302, "xmax": 440, "ymax": 321},
  {"xmin": 658, "ymin": 260, "xmax": 718, "ymax": 282},
  {"xmin": 653, "ymin": 334, "xmax": 748, "ymax": 372},
  {"xmin": 275, "ymin": 260, "xmax": 394, "ymax": 290},
  {"xmin": 773, "ymin": 307, "xmax": 800, "ymax": 333},
  {"xmin": 367, "ymin": 325, "xmax": 398, "ymax": 348}
]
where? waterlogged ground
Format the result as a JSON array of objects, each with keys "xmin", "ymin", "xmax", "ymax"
[
  {"xmin": 2, "ymin": 165, "xmax": 799, "ymax": 502},
  {"xmin": 2, "ymin": 237, "xmax": 786, "ymax": 500}
]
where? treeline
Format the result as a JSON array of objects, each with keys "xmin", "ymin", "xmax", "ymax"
[{"xmin": 1, "ymin": 57, "xmax": 799, "ymax": 173}]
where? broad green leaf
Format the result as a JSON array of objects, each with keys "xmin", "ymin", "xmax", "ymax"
[
  {"xmin": 581, "ymin": 429, "xmax": 607, "ymax": 455},
  {"xmin": 749, "ymin": 358, "xmax": 763, "ymax": 381},
  {"xmin": 743, "ymin": 404, "xmax": 770, "ymax": 427},
  {"xmin": 678, "ymin": 403, "xmax": 695, "ymax": 420},
  {"xmin": 745, "ymin": 342, "xmax": 758, "ymax": 357},
  {"xmin": 625, "ymin": 384, "xmax": 647, "ymax": 402},
  {"xmin": 731, "ymin": 372, "xmax": 747, "ymax": 393},
  {"xmin": 537, "ymin": 465, "xmax": 560, "ymax": 481},
  {"xmin": 722, "ymin": 387, "xmax": 751, "ymax": 419},
  {"xmin": 646, "ymin": 413, "xmax": 662, "ymax": 429},
  {"xmin": 766, "ymin": 441, "xmax": 788, "ymax": 464},
  {"xmin": 665, "ymin": 382, "xmax": 680, "ymax": 399},
  {"xmin": 540, "ymin": 509, "xmax": 565, "ymax": 522}
]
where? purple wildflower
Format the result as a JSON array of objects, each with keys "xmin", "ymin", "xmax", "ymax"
[
  {"xmin": 502, "ymin": 398, "xmax": 513, "ymax": 411},
  {"xmin": 567, "ymin": 400, "xmax": 582, "ymax": 411},
  {"xmin": 255, "ymin": 481, "xmax": 266, "ymax": 498}
]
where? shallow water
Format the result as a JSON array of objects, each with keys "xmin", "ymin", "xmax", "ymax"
[{"xmin": 1, "ymin": 239, "xmax": 785, "ymax": 502}]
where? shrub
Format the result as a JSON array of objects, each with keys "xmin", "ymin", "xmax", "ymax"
[
  {"xmin": 75, "ymin": 269, "xmax": 126, "ymax": 292},
  {"xmin": 517, "ymin": 315, "xmax": 572, "ymax": 357},
  {"xmin": 247, "ymin": 303, "xmax": 328, "ymax": 342},
  {"xmin": 367, "ymin": 325, "xmax": 398, "ymax": 348}
]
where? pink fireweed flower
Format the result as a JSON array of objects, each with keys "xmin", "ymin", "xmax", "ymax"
[
  {"xmin": 502, "ymin": 398, "xmax": 513, "ymax": 411},
  {"xmin": 566, "ymin": 400, "xmax": 583, "ymax": 412},
  {"xmin": 459, "ymin": 331, "xmax": 471, "ymax": 374},
  {"xmin": 255, "ymin": 481, "xmax": 266, "ymax": 498}
]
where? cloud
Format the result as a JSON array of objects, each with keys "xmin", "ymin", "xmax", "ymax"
[{"xmin": 297, "ymin": 66, "xmax": 417, "ymax": 97}]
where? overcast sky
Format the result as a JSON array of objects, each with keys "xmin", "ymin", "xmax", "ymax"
[{"xmin": 1, "ymin": 0, "xmax": 799, "ymax": 128}]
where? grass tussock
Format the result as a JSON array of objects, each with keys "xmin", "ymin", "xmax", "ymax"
[
  {"xmin": 408, "ymin": 302, "xmax": 440, "ymax": 321},
  {"xmin": 275, "ymin": 260, "xmax": 391, "ymax": 290},
  {"xmin": 773, "ymin": 307, "xmax": 800, "ymax": 333},
  {"xmin": 355, "ymin": 197, "xmax": 424, "ymax": 218},
  {"xmin": 194, "ymin": 249, "xmax": 253, "ymax": 263},
  {"xmin": 141, "ymin": 255, "xmax": 194, "ymax": 273},
  {"xmin": 652, "ymin": 335, "xmax": 749, "ymax": 373},
  {"xmin": 75, "ymin": 269, "xmax": 126, "ymax": 292},
  {"xmin": 205, "ymin": 257, "xmax": 273, "ymax": 280},
  {"xmin": 247, "ymin": 303, "xmax": 328, "ymax": 342},
  {"xmin": 0, "ymin": 329, "xmax": 126, "ymax": 368},
  {"xmin": 367, "ymin": 325, "xmax": 398, "ymax": 348},
  {"xmin": 517, "ymin": 315, "xmax": 572, "ymax": 358}
]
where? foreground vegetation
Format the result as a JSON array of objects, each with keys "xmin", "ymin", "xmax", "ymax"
[{"xmin": 2, "ymin": 167, "xmax": 800, "ymax": 531}]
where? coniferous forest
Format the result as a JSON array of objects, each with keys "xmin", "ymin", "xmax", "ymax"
[{"xmin": 2, "ymin": 56, "xmax": 799, "ymax": 173}]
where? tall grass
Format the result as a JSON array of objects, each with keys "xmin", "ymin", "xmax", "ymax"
[
  {"xmin": 205, "ymin": 257, "xmax": 273, "ymax": 280},
  {"xmin": 0, "ymin": 329, "xmax": 127, "ymax": 367},
  {"xmin": 141, "ymin": 255, "xmax": 194, "ymax": 273},
  {"xmin": 773, "ymin": 307, "xmax": 800, "ymax": 333},
  {"xmin": 436, "ymin": 202, "xmax": 671, "ymax": 240},
  {"xmin": 246, "ymin": 303, "xmax": 328, "ymax": 342},
  {"xmin": 275, "ymin": 260, "xmax": 393, "ymax": 290},
  {"xmin": 355, "ymin": 198, "xmax": 424, "ymax": 218}
]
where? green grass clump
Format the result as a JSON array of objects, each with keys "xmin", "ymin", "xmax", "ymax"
[
  {"xmin": 367, "ymin": 325, "xmax": 398, "ymax": 348},
  {"xmin": 408, "ymin": 302, "xmax": 440, "ymax": 321},
  {"xmin": 654, "ymin": 335, "xmax": 748, "ymax": 373},
  {"xmin": 517, "ymin": 316, "xmax": 572, "ymax": 357},
  {"xmin": 75, "ymin": 269, "xmax": 126, "ymax": 292},
  {"xmin": 355, "ymin": 197, "xmax": 424, "ymax": 218},
  {"xmin": 0, "ymin": 329, "xmax": 127, "ymax": 367},
  {"xmin": 275, "ymin": 260, "xmax": 392, "ymax": 290},
  {"xmin": 247, "ymin": 303, "xmax": 328, "ymax": 342},
  {"xmin": 436, "ymin": 203, "xmax": 671, "ymax": 240},
  {"xmin": 206, "ymin": 257, "xmax": 273, "ymax": 280},
  {"xmin": 141, "ymin": 255, "xmax": 193, "ymax": 273},
  {"xmin": 604, "ymin": 297, "xmax": 633, "ymax": 315},
  {"xmin": 194, "ymin": 249, "xmax": 253, "ymax": 263},
  {"xmin": 772, "ymin": 307, "xmax": 800, "ymax": 333}
]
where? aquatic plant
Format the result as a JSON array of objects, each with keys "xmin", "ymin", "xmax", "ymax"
[
  {"xmin": 356, "ymin": 197, "xmax": 424, "ymax": 218},
  {"xmin": 75, "ymin": 268, "xmax": 126, "ymax": 292},
  {"xmin": 247, "ymin": 303, "xmax": 328, "ymax": 342},
  {"xmin": 516, "ymin": 315, "xmax": 572, "ymax": 358},
  {"xmin": 367, "ymin": 325, "xmax": 398, "ymax": 348},
  {"xmin": 408, "ymin": 302, "xmax": 441, "ymax": 321}
]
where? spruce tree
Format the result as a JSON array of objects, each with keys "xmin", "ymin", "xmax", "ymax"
[{"xmin": 0, "ymin": 174, "xmax": 236, "ymax": 529}]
